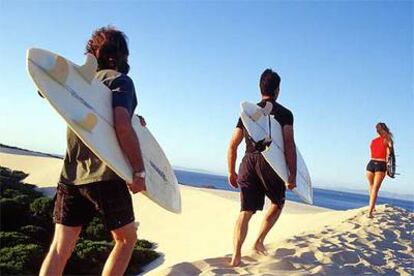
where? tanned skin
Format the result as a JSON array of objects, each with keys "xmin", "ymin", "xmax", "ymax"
[{"xmin": 227, "ymin": 89, "xmax": 297, "ymax": 267}]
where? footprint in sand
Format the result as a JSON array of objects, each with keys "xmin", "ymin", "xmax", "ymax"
[
  {"xmin": 296, "ymin": 242, "xmax": 310, "ymax": 248},
  {"xmin": 393, "ymin": 250, "xmax": 412, "ymax": 260},
  {"xmin": 375, "ymin": 240, "xmax": 408, "ymax": 251},
  {"xmin": 318, "ymin": 245, "xmax": 339, "ymax": 253},
  {"xmin": 210, "ymin": 268, "xmax": 239, "ymax": 275},
  {"xmin": 298, "ymin": 251, "xmax": 319, "ymax": 265},
  {"xmin": 382, "ymin": 229, "xmax": 398, "ymax": 240},
  {"xmin": 274, "ymin": 248, "xmax": 296, "ymax": 258},
  {"xmin": 361, "ymin": 252, "xmax": 386, "ymax": 266},
  {"xmin": 331, "ymin": 250, "xmax": 360, "ymax": 265},
  {"xmin": 263, "ymin": 259, "xmax": 297, "ymax": 271},
  {"xmin": 346, "ymin": 233, "xmax": 358, "ymax": 239}
]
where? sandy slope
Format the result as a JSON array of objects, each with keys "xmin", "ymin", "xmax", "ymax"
[
  {"xmin": 162, "ymin": 204, "xmax": 413, "ymax": 275},
  {"xmin": 1, "ymin": 151, "xmax": 412, "ymax": 275}
]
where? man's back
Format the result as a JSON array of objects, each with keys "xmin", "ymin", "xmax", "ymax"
[
  {"xmin": 236, "ymin": 99, "xmax": 294, "ymax": 153},
  {"xmin": 60, "ymin": 70, "xmax": 137, "ymax": 185}
]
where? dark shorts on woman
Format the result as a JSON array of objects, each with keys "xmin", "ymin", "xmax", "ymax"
[
  {"xmin": 53, "ymin": 180, "xmax": 135, "ymax": 231},
  {"xmin": 237, "ymin": 153, "xmax": 286, "ymax": 213},
  {"xmin": 366, "ymin": 160, "xmax": 386, "ymax": 173}
]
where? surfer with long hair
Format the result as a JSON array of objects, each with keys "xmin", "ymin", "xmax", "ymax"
[
  {"xmin": 40, "ymin": 26, "xmax": 146, "ymax": 276},
  {"xmin": 366, "ymin": 122, "xmax": 393, "ymax": 218}
]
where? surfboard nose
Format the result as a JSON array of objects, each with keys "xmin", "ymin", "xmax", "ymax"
[{"xmin": 27, "ymin": 48, "xmax": 57, "ymax": 71}]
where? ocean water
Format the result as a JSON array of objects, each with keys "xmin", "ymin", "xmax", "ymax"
[{"xmin": 175, "ymin": 170, "xmax": 414, "ymax": 212}]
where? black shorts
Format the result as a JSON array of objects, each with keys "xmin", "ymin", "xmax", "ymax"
[
  {"xmin": 366, "ymin": 160, "xmax": 386, "ymax": 173},
  {"xmin": 53, "ymin": 180, "xmax": 135, "ymax": 231},
  {"xmin": 237, "ymin": 153, "xmax": 286, "ymax": 212}
]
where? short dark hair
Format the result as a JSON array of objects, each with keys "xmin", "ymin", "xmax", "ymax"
[
  {"xmin": 259, "ymin": 69, "xmax": 281, "ymax": 96},
  {"xmin": 86, "ymin": 26, "xmax": 130, "ymax": 74}
]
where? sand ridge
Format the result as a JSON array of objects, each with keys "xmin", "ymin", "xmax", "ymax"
[{"xmin": 162, "ymin": 204, "xmax": 414, "ymax": 275}]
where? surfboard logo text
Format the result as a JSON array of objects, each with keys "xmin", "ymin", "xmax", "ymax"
[{"xmin": 150, "ymin": 161, "xmax": 167, "ymax": 182}]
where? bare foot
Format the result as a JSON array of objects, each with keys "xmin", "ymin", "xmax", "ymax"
[
  {"xmin": 253, "ymin": 241, "xmax": 268, "ymax": 255},
  {"xmin": 368, "ymin": 213, "xmax": 374, "ymax": 218},
  {"xmin": 230, "ymin": 254, "xmax": 241, "ymax": 267}
]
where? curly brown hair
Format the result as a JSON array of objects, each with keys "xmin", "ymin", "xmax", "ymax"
[{"xmin": 86, "ymin": 26, "xmax": 130, "ymax": 74}]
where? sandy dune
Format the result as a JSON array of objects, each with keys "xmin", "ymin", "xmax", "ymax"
[
  {"xmin": 0, "ymin": 151, "xmax": 63, "ymax": 186},
  {"xmin": 1, "ymin": 150, "xmax": 412, "ymax": 275},
  {"xmin": 162, "ymin": 204, "xmax": 413, "ymax": 275}
]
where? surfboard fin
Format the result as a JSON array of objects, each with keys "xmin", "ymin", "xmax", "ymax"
[
  {"xmin": 262, "ymin": 101, "xmax": 273, "ymax": 115},
  {"xmin": 73, "ymin": 113, "xmax": 97, "ymax": 132},
  {"xmin": 77, "ymin": 54, "xmax": 98, "ymax": 83},
  {"xmin": 250, "ymin": 102, "xmax": 273, "ymax": 121},
  {"xmin": 48, "ymin": 56, "xmax": 69, "ymax": 84}
]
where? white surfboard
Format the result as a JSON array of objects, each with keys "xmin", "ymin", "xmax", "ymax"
[
  {"xmin": 240, "ymin": 101, "xmax": 313, "ymax": 204},
  {"xmin": 27, "ymin": 48, "xmax": 181, "ymax": 213}
]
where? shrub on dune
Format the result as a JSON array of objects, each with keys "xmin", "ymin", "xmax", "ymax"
[
  {"xmin": 0, "ymin": 166, "xmax": 160, "ymax": 274},
  {"xmin": 30, "ymin": 197, "xmax": 54, "ymax": 217},
  {"xmin": 0, "ymin": 167, "xmax": 43, "ymax": 202},
  {"xmin": 0, "ymin": 231, "xmax": 34, "ymax": 247},
  {"xmin": 0, "ymin": 198, "xmax": 30, "ymax": 231},
  {"xmin": 136, "ymin": 239, "xmax": 156, "ymax": 249},
  {"xmin": 64, "ymin": 239, "xmax": 113, "ymax": 274},
  {"xmin": 0, "ymin": 244, "xmax": 45, "ymax": 275},
  {"xmin": 81, "ymin": 216, "xmax": 112, "ymax": 242},
  {"xmin": 19, "ymin": 225, "xmax": 51, "ymax": 245},
  {"xmin": 64, "ymin": 239, "xmax": 160, "ymax": 275},
  {"xmin": 127, "ymin": 246, "xmax": 160, "ymax": 274}
]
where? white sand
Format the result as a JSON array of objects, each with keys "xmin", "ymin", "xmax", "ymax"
[{"xmin": 1, "ymin": 150, "xmax": 412, "ymax": 275}]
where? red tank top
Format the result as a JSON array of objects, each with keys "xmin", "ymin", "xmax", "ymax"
[{"xmin": 370, "ymin": 136, "xmax": 387, "ymax": 159}]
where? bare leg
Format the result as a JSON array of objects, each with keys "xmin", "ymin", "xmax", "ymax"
[
  {"xmin": 102, "ymin": 222, "xmax": 137, "ymax": 276},
  {"xmin": 230, "ymin": 211, "xmax": 253, "ymax": 267},
  {"xmin": 366, "ymin": 171, "xmax": 376, "ymax": 213},
  {"xmin": 39, "ymin": 224, "xmax": 82, "ymax": 276},
  {"xmin": 368, "ymin": 172, "xmax": 385, "ymax": 218},
  {"xmin": 366, "ymin": 171, "xmax": 374, "ymax": 197},
  {"xmin": 253, "ymin": 203, "xmax": 282, "ymax": 254}
]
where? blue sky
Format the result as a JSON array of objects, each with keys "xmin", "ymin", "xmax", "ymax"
[{"xmin": 0, "ymin": 0, "xmax": 412, "ymax": 195}]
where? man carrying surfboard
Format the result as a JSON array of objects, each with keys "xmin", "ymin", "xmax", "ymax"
[
  {"xmin": 227, "ymin": 69, "xmax": 297, "ymax": 267},
  {"xmin": 40, "ymin": 27, "xmax": 146, "ymax": 276}
]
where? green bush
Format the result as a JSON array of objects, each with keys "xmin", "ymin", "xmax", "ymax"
[
  {"xmin": 0, "ymin": 165, "xmax": 160, "ymax": 275},
  {"xmin": 30, "ymin": 197, "xmax": 54, "ymax": 217},
  {"xmin": 13, "ymin": 194, "xmax": 32, "ymax": 205},
  {"xmin": 0, "ymin": 244, "xmax": 45, "ymax": 275},
  {"xmin": 1, "ymin": 188, "xmax": 21, "ymax": 199},
  {"xmin": 20, "ymin": 225, "xmax": 51, "ymax": 245},
  {"xmin": 29, "ymin": 197, "xmax": 54, "ymax": 231},
  {"xmin": 0, "ymin": 198, "xmax": 29, "ymax": 230},
  {"xmin": 0, "ymin": 231, "xmax": 34, "ymax": 247},
  {"xmin": 64, "ymin": 239, "xmax": 160, "ymax": 275},
  {"xmin": 65, "ymin": 239, "xmax": 112, "ymax": 274},
  {"xmin": 136, "ymin": 239, "xmax": 155, "ymax": 249},
  {"xmin": 82, "ymin": 216, "xmax": 112, "ymax": 242},
  {"xmin": 0, "ymin": 179, "xmax": 42, "ymax": 202},
  {"xmin": 126, "ymin": 247, "xmax": 160, "ymax": 274},
  {"xmin": 0, "ymin": 167, "xmax": 29, "ymax": 183}
]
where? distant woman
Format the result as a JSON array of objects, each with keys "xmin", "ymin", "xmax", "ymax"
[{"xmin": 366, "ymin": 122, "xmax": 393, "ymax": 218}]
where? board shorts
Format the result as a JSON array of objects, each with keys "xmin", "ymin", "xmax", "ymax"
[
  {"xmin": 237, "ymin": 153, "xmax": 286, "ymax": 213},
  {"xmin": 366, "ymin": 160, "xmax": 387, "ymax": 173},
  {"xmin": 53, "ymin": 180, "xmax": 135, "ymax": 231}
]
